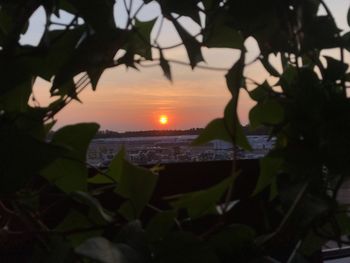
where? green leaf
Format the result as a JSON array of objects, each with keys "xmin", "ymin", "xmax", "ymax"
[
  {"xmin": 170, "ymin": 175, "xmax": 235, "ymax": 219},
  {"xmin": 88, "ymin": 148, "xmax": 125, "ymax": 184},
  {"xmin": 253, "ymin": 156, "xmax": 283, "ymax": 195},
  {"xmin": 41, "ymin": 123, "xmax": 99, "ymax": 192},
  {"xmin": 171, "ymin": 18, "xmax": 204, "ymax": 69},
  {"xmin": 72, "ymin": 191, "xmax": 114, "ymax": 224},
  {"xmin": 56, "ymin": 211, "xmax": 102, "ymax": 247},
  {"xmin": 52, "ymin": 123, "xmax": 99, "ymax": 161},
  {"xmin": 116, "ymin": 162, "xmax": 158, "ymax": 220},
  {"xmin": 41, "ymin": 158, "xmax": 88, "ymax": 193},
  {"xmin": 146, "ymin": 210, "xmax": 177, "ymax": 242},
  {"xmin": 249, "ymin": 99, "xmax": 284, "ymax": 129}
]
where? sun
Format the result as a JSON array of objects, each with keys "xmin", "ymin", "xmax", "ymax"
[{"xmin": 159, "ymin": 115, "xmax": 168, "ymax": 125}]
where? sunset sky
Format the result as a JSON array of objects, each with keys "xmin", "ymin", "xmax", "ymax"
[{"xmin": 23, "ymin": 0, "xmax": 350, "ymax": 131}]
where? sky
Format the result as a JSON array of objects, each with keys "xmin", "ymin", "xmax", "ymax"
[{"xmin": 23, "ymin": 0, "xmax": 350, "ymax": 132}]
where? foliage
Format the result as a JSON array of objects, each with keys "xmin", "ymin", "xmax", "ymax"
[{"xmin": 0, "ymin": 0, "xmax": 350, "ymax": 262}]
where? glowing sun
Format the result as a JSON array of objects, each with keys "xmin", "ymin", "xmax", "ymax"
[{"xmin": 159, "ymin": 115, "xmax": 168, "ymax": 125}]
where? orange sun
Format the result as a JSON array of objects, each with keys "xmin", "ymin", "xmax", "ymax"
[{"xmin": 159, "ymin": 115, "xmax": 168, "ymax": 125}]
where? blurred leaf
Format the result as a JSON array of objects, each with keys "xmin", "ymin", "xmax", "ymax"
[
  {"xmin": 159, "ymin": 49, "xmax": 172, "ymax": 81},
  {"xmin": 0, "ymin": 78, "xmax": 31, "ymax": 112},
  {"xmin": 146, "ymin": 210, "xmax": 177, "ymax": 242},
  {"xmin": 170, "ymin": 175, "xmax": 235, "ymax": 219},
  {"xmin": 348, "ymin": 7, "xmax": 350, "ymax": 27},
  {"xmin": 260, "ymin": 55, "xmax": 280, "ymax": 77},
  {"xmin": 253, "ymin": 156, "xmax": 283, "ymax": 195},
  {"xmin": 172, "ymin": 18, "xmax": 204, "ymax": 69},
  {"xmin": 72, "ymin": 191, "xmax": 114, "ymax": 224}
]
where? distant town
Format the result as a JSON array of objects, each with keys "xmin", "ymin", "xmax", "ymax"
[{"xmin": 87, "ymin": 127, "xmax": 275, "ymax": 166}]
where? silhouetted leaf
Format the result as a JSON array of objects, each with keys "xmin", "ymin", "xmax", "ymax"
[
  {"xmin": 324, "ymin": 56, "xmax": 348, "ymax": 82},
  {"xmin": 158, "ymin": 0, "xmax": 201, "ymax": 23},
  {"xmin": 225, "ymin": 52, "xmax": 245, "ymax": 100},
  {"xmin": 249, "ymin": 99, "xmax": 284, "ymax": 129},
  {"xmin": 159, "ymin": 49, "xmax": 172, "ymax": 81},
  {"xmin": 204, "ymin": 14, "xmax": 244, "ymax": 49},
  {"xmin": 249, "ymin": 81, "xmax": 272, "ymax": 102},
  {"xmin": 192, "ymin": 118, "xmax": 232, "ymax": 145},
  {"xmin": 172, "ymin": 18, "xmax": 204, "ymax": 69}
]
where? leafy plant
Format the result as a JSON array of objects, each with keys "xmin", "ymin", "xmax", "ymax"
[{"xmin": 0, "ymin": 0, "xmax": 350, "ymax": 262}]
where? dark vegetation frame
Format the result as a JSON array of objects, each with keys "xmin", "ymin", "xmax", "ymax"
[{"xmin": 0, "ymin": 0, "xmax": 350, "ymax": 262}]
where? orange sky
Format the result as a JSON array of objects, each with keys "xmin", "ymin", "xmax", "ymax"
[{"xmin": 28, "ymin": 1, "xmax": 350, "ymax": 132}]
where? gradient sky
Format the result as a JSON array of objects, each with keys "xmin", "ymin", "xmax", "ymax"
[{"xmin": 23, "ymin": 0, "xmax": 350, "ymax": 131}]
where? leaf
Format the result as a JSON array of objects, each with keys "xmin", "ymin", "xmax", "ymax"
[
  {"xmin": 159, "ymin": 0, "xmax": 201, "ymax": 23},
  {"xmin": 253, "ymin": 156, "xmax": 283, "ymax": 195},
  {"xmin": 41, "ymin": 158, "xmax": 88, "ymax": 193},
  {"xmin": 192, "ymin": 118, "xmax": 232, "ymax": 146},
  {"xmin": 56, "ymin": 211, "xmax": 102, "ymax": 247},
  {"xmin": 324, "ymin": 56, "xmax": 349, "ymax": 82},
  {"xmin": 159, "ymin": 49, "xmax": 172, "ymax": 81},
  {"xmin": 69, "ymin": 0, "xmax": 116, "ymax": 36},
  {"xmin": 225, "ymin": 52, "xmax": 245, "ymax": 100},
  {"xmin": 170, "ymin": 175, "xmax": 235, "ymax": 219},
  {"xmin": 259, "ymin": 55, "xmax": 280, "ymax": 77},
  {"xmin": 204, "ymin": 14, "xmax": 244, "ymax": 49},
  {"xmin": 171, "ymin": 18, "xmax": 204, "ymax": 69},
  {"xmin": 130, "ymin": 18, "xmax": 157, "ymax": 60},
  {"xmin": 348, "ymin": 7, "xmax": 350, "ymax": 27},
  {"xmin": 116, "ymin": 161, "xmax": 158, "ymax": 220},
  {"xmin": 72, "ymin": 191, "xmax": 114, "ymax": 224},
  {"xmin": 75, "ymin": 237, "xmax": 130, "ymax": 263},
  {"xmin": 0, "ymin": 78, "xmax": 31, "ymax": 112},
  {"xmin": 156, "ymin": 232, "xmax": 220, "ymax": 263},
  {"xmin": 224, "ymin": 99, "xmax": 252, "ymax": 151},
  {"xmin": 146, "ymin": 210, "xmax": 177, "ymax": 242},
  {"xmin": 249, "ymin": 99, "xmax": 284, "ymax": 129},
  {"xmin": 51, "ymin": 123, "xmax": 99, "ymax": 161},
  {"xmin": 249, "ymin": 81, "xmax": 272, "ymax": 102},
  {"xmin": 41, "ymin": 123, "xmax": 99, "ymax": 193},
  {"xmin": 209, "ymin": 224, "xmax": 256, "ymax": 261}
]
